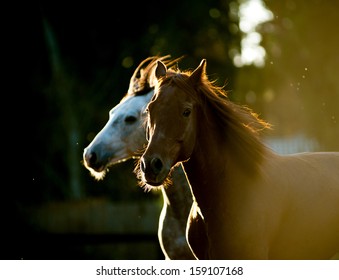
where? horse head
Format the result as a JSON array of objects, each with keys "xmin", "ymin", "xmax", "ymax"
[{"xmin": 140, "ymin": 59, "xmax": 207, "ymax": 187}]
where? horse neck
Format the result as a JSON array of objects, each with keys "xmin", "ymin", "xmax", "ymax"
[
  {"xmin": 182, "ymin": 126, "xmax": 229, "ymax": 213},
  {"xmin": 182, "ymin": 114, "xmax": 266, "ymax": 219}
]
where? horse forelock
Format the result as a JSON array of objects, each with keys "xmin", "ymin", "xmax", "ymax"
[
  {"xmin": 156, "ymin": 71, "xmax": 197, "ymax": 100},
  {"xmin": 127, "ymin": 55, "xmax": 182, "ymax": 98}
]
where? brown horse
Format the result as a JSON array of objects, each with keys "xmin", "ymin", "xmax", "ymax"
[{"xmin": 138, "ymin": 58, "xmax": 339, "ymax": 259}]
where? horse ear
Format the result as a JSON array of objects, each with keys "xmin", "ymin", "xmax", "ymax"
[
  {"xmin": 155, "ymin": 60, "xmax": 167, "ymax": 80},
  {"xmin": 189, "ymin": 59, "xmax": 207, "ymax": 85}
]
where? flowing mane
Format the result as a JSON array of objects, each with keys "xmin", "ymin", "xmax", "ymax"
[{"xmin": 156, "ymin": 68, "xmax": 272, "ymax": 171}]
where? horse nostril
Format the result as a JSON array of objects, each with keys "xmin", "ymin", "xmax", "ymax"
[
  {"xmin": 124, "ymin": 115, "xmax": 137, "ymax": 124},
  {"xmin": 150, "ymin": 157, "xmax": 163, "ymax": 175},
  {"xmin": 86, "ymin": 152, "xmax": 98, "ymax": 167}
]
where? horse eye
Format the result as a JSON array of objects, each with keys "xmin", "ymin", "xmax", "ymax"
[
  {"xmin": 183, "ymin": 108, "xmax": 191, "ymax": 117},
  {"xmin": 125, "ymin": 116, "xmax": 137, "ymax": 124}
]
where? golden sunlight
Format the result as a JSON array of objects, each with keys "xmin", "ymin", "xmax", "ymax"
[{"xmin": 233, "ymin": 0, "xmax": 273, "ymax": 67}]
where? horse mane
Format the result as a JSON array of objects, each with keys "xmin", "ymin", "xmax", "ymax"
[
  {"xmin": 126, "ymin": 55, "xmax": 182, "ymax": 98},
  {"xmin": 159, "ymin": 67, "xmax": 272, "ymax": 172}
]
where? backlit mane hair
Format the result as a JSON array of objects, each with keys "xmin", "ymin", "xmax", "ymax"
[
  {"xmin": 126, "ymin": 55, "xmax": 182, "ymax": 98},
  {"xmin": 157, "ymin": 67, "xmax": 272, "ymax": 171}
]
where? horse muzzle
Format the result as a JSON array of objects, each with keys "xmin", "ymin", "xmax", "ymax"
[
  {"xmin": 83, "ymin": 147, "xmax": 108, "ymax": 172},
  {"xmin": 140, "ymin": 156, "xmax": 170, "ymax": 186}
]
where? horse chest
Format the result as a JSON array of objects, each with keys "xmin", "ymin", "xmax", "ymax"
[{"xmin": 188, "ymin": 171, "xmax": 276, "ymax": 259}]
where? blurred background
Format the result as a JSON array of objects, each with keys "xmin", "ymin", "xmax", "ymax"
[{"xmin": 11, "ymin": 0, "xmax": 339, "ymax": 259}]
